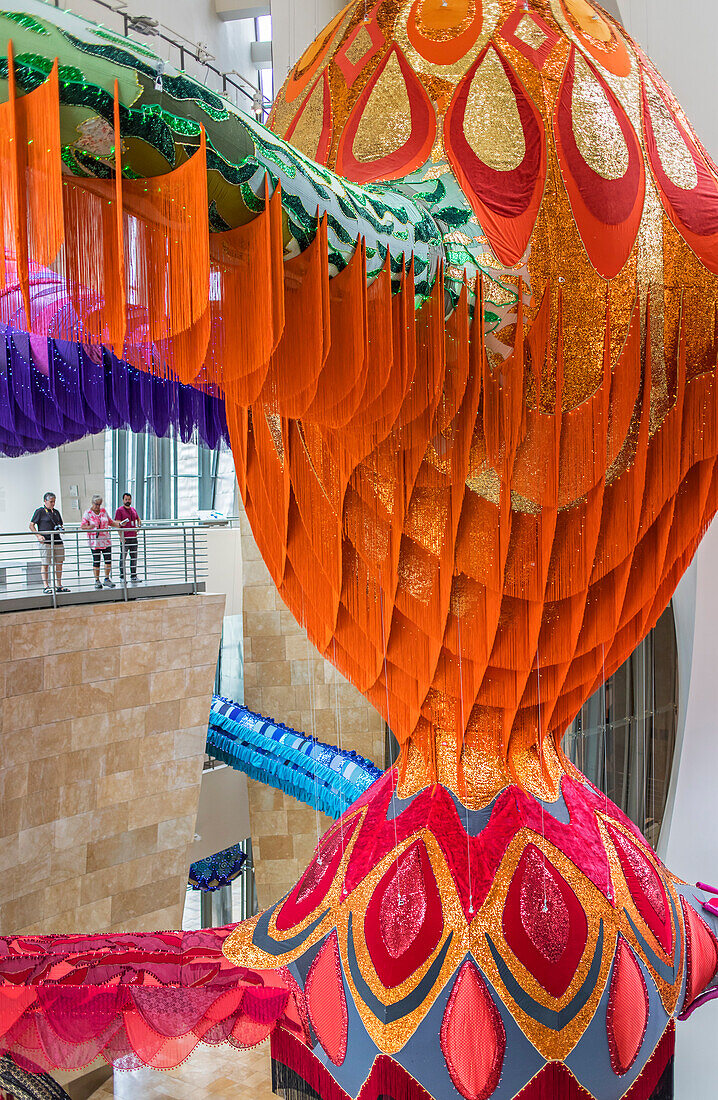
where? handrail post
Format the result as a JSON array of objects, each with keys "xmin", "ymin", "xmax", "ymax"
[
  {"xmin": 120, "ymin": 529, "xmax": 128, "ymax": 602},
  {"xmin": 50, "ymin": 534, "xmax": 57, "ymax": 609},
  {"xmin": 183, "ymin": 527, "xmax": 188, "ymax": 584},
  {"xmin": 191, "ymin": 528, "xmax": 197, "ymax": 594},
  {"xmin": 76, "ymin": 528, "xmax": 80, "ymax": 588},
  {"xmin": 143, "ymin": 528, "xmax": 147, "ymax": 583}
]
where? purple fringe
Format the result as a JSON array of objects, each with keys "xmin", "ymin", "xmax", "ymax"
[{"xmin": 0, "ymin": 329, "xmax": 229, "ymax": 456}]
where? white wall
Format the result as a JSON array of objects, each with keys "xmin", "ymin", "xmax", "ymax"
[
  {"xmin": 199, "ymin": 525, "xmax": 249, "ymax": 857},
  {"xmin": 618, "ymin": 0, "xmax": 718, "ymax": 162},
  {"xmin": 0, "ymin": 450, "xmax": 61, "ymax": 534},
  {"xmin": 190, "ymin": 764, "xmax": 250, "ymax": 862},
  {"xmin": 206, "ymin": 526, "xmax": 243, "ymax": 619}
]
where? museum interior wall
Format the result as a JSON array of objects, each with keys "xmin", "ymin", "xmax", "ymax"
[{"xmin": 0, "ymin": 594, "xmax": 223, "ymax": 935}]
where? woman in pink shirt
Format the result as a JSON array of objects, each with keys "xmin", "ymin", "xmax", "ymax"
[{"xmin": 81, "ymin": 494, "xmax": 121, "ymax": 590}]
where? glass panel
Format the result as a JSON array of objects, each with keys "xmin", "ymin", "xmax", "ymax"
[
  {"xmin": 106, "ymin": 428, "xmax": 238, "ymax": 520},
  {"xmin": 564, "ymin": 604, "xmax": 678, "ymax": 846}
]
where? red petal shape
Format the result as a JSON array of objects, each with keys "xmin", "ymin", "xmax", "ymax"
[
  {"xmin": 519, "ymin": 847, "xmax": 570, "ymax": 963},
  {"xmin": 364, "ymin": 839, "xmax": 443, "ymax": 988},
  {"xmin": 305, "ymin": 932, "xmax": 347, "ymax": 1066},
  {"xmin": 285, "ymin": 69, "xmax": 333, "ymax": 165},
  {"xmin": 440, "ymin": 961, "xmax": 506, "ymax": 1100},
  {"xmin": 606, "ymin": 937, "xmax": 648, "ymax": 1076},
  {"xmin": 607, "ymin": 824, "xmax": 672, "ymax": 955},
  {"xmin": 641, "ymin": 67, "xmax": 718, "ymax": 273},
  {"xmin": 275, "ymin": 815, "xmax": 359, "ymax": 932},
  {"xmin": 444, "ymin": 43, "xmax": 546, "ymax": 267},
  {"xmin": 681, "ymin": 898, "xmax": 718, "ymax": 1013},
  {"xmin": 502, "ymin": 844, "xmax": 587, "ymax": 998},
  {"xmin": 554, "ymin": 47, "xmax": 645, "ymax": 278},
  {"xmin": 336, "ymin": 43, "xmax": 436, "ymax": 184}
]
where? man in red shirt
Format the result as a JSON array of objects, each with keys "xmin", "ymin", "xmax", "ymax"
[{"xmin": 114, "ymin": 492, "xmax": 142, "ymax": 584}]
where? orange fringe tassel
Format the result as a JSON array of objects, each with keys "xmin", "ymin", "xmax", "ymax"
[{"xmin": 5, "ymin": 61, "xmax": 718, "ymax": 792}]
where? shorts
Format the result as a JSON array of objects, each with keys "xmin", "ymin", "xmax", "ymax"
[
  {"xmin": 91, "ymin": 546, "xmax": 112, "ymax": 568},
  {"xmin": 38, "ymin": 542, "xmax": 65, "ymax": 566}
]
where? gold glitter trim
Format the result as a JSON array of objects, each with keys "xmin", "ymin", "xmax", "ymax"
[
  {"xmin": 265, "ymin": 410, "xmax": 285, "ymax": 466},
  {"xmin": 643, "ymin": 75, "xmax": 699, "ymax": 191},
  {"xmin": 344, "ymin": 23, "xmax": 375, "ymax": 67},
  {"xmin": 571, "ymin": 53, "xmax": 628, "ymax": 181},
  {"xmin": 352, "ymin": 51, "xmax": 412, "ymax": 163},
  {"xmin": 514, "ymin": 14, "xmax": 549, "ymax": 51},
  {"xmin": 463, "ymin": 48, "xmax": 525, "ymax": 172},
  {"xmin": 287, "ymin": 77, "xmax": 327, "ymax": 161}
]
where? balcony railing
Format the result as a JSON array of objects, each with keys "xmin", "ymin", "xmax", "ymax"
[
  {"xmin": 50, "ymin": 0, "xmax": 273, "ymax": 118},
  {"xmin": 0, "ymin": 523, "xmax": 208, "ymax": 611}
]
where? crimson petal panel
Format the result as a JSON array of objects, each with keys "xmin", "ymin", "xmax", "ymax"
[
  {"xmin": 606, "ymin": 937, "xmax": 648, "ymax": 1076},
  {"xmin": 554, "ymin": 47, "xmax": 644, "ymax": 278},
  {"xmin": 641, "ymin": 66, "xmax": 718, "ymax": 274},
  {"xmin": 275, "ymin": 816, "xmax": 359, "ymax": 932},
  {"xmin": 681, "ymin": 898, "xmax": 718, "ymax": 1013},
  {"xmin": 305, "ymin": 932, "xmax": 348, "ymax": 1065},
  {"xmin": 502, "ymin": 844, "xmax": 588, "ymax": 998},
  {"xmin": 607, "ymin": 824, "xmax": 672, "ymax": 956},
  {"xmin": 444, "ymin": 42, "xmax": 546, "ymax": 267},
  {"xmin": 336, "ymin": 43, "xmax": 436, "ymax": 184},
  {"xmin": 363, "ymin": 838, "xmax": 443, "ymax": 988}
]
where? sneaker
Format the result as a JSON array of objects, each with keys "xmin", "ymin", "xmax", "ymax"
[
  {"xmin": 94, "ymin": 580, "xmax": 103, "ymax": 590},
  {"xmin": 57, "ymin": 586, "xmax": 70, "ymax": 593},
  {"xmin": 103, "ymin": 578, "xmax": 116, "ymax": 588},
  {"xmin": 43, "ymin": 586, "xmax": 52, "ymax": 594},
  {"xmin": 130, "ymin": 576, "xmax": 139, "ymax": 584}
]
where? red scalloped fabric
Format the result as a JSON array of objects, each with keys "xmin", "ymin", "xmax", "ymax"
[{"xmin": 0, "ymin": 926, "xmax": 306, "ymax": 1073}]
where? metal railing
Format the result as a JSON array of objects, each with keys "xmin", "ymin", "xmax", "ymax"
[
  {"xmin": 50, "ymin": 0, "xmax": 273, "ymax": 117},
  {"xmin": 0, "ymin": 523, "xmax": 208, "ymax": 611}
]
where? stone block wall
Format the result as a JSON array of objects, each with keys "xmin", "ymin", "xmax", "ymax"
[
  {"xmin": 0, "ymin": 593, "xmax": 224, "ymax": 934},
  {"xmin": 239, "ymin": 512, "xmax": 384, "ymax": 908}
]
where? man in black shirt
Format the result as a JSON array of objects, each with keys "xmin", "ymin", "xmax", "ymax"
[{"xmin": 30, "ymin": 492, "xmax": 69, "ymax": 594}]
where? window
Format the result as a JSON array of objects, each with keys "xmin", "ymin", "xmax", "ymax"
[
  {"xmin": 106, "ymin": 429, "xmax": 236, "ymax": 520},
  {"xmin": 564, "ymin": 604, "xmax": 678, "ymax": 846}
]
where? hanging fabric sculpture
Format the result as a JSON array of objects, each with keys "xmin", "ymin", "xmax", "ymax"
[
  {"xmin": 2, "ymin": 1, "xmax": 718, "ymax": 1098},
  {"xmin": 188, "ymin": 844, "xmax": 248, "ymax": 893},
  {"xmin": 207, "ymin": 695, "xmax": 383, "ymax": 820}
]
